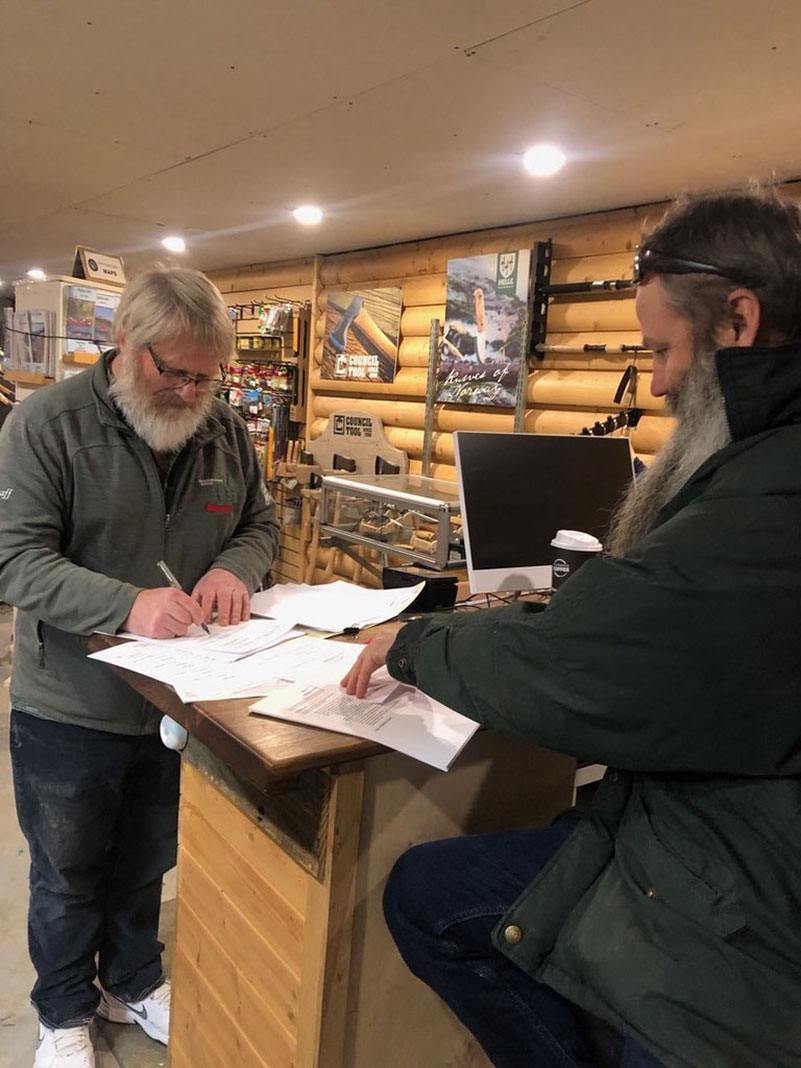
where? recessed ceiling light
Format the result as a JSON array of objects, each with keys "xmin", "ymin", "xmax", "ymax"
[
  {"xmin": 293, "ymin": 205, "xmax": 323, "ymax": 226},
  {"xmin": 161, "ymin": 236, "xmax": 186, "ymax": 253},
  {"xmin": 523, "ymin": 144, "xmax": 566, "ymax": 177},
  {"xmin": 27, "ymin": 268, "xmax": 46, "ymax": 280}
]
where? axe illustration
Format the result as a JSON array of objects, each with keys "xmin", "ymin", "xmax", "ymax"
[{"xmin": 328, "ymin": 295, "xmax": 364, "ymax": 353}]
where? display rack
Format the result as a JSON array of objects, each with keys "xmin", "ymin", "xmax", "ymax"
[{"xmin": 223, "ymin": 301, "xmax": 311, "ymax": 482}]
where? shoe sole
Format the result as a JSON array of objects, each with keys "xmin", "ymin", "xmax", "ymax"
[{"xmin": 96, "ymin": 998, "xmax": 168, "ymax": 1045}]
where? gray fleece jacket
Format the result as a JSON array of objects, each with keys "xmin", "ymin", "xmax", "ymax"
[{"xmin": 0, "ymin": 352, "xmax": 279, "ymax": 733}]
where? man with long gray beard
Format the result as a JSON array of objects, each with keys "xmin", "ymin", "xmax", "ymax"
[
  {"xmin": 342, "ymin": 190, "xmax": 801, "ymax": 1068},
  {"xmin": 0, "ymin": 267, "xmax": 278, "ymax": 1068}
]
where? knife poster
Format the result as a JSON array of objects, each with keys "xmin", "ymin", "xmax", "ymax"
[
  {"xmin": 437, "ymin": 250, "xmax": 532, "ymax": 406},
  {"xmin": 321, "ymin": 287, "xmax": 402, "ymax": 384}
]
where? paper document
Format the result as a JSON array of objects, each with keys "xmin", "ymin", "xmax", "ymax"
[
  {"xmin": 250, "ymin": 667, "xmax": 478, "ymax": 771},
  {"xmin": 250, "ymin": 580, "xmax": 424, "ymax": 632},
  {"xmin": 120, "ymin": 617, "xmax": 297, "ymax": 660},
  {"xmin": 89, "ymin": 633, "xmax": 364, "ymax": 703}
]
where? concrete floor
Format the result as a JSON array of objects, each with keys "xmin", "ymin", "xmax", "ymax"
[{"xmin": 0, "ymin": 607, "xmax": 176, "ymax": 1068}]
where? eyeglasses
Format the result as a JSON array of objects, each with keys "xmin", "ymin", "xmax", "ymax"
[
  {"xmin": 632, "ymin": 247, "xmax": 763, "ymax": 288},
  {"xmin": 146, "ymin": 344, "xmax": 227, "ymax": 392}
]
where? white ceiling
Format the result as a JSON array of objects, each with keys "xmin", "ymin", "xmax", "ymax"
[{"xmin": 2, "ymin": 0, "xmax": 801, "ymax": 285}]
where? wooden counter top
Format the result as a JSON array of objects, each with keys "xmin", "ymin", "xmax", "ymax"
[{"xmin": 87, "ymin": 630, "xmax": 394, "ymax": 793}]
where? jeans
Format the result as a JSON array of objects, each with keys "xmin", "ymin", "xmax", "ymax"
[
  {"xmin": 10, "ymin": 709, "xmax": 179, "ymax": 1028},
  {"xmin": 383, "ymin": 817, "xmax": 665, "ymax": 1068}
]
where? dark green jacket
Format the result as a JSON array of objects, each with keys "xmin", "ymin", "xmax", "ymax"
[
  {"xmin": 387, "ymin": 344, "xmax": 801, "ymax": 1068},
  {"xmin": 0, "ymin": 353, "xmax": 279, "ymax": 733}
]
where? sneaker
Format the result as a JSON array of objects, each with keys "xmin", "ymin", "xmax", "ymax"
[
  {"xmin": 96, "ymin": 979, "xmax": 170, "ymax": 1045},
  {"xmin": 34, "ymin": 1022, "xmax": 95, "ymax": 1068}
]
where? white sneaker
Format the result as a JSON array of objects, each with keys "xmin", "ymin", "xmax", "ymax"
[
  {"xmin": 96, "ymin": 979, "xmax": 170, "ymax": 1045},
  {"xmin": 34, "ymin": 1022, "xmax": 95, "ymax": 1068}
]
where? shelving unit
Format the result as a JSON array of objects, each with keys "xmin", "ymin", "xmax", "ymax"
[{"xmin": 230, "ymin": 302, "xmax": 310, "ymax": 423}]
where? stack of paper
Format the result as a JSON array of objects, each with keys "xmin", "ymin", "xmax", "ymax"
[
  {"xmin": 250, "ymin": 580, "xmax": 424, "ymax": 632},
  {"xmin": 88, "ymin": 581, "xmax": 479, "ymax": 771},
  {"xmin": 89, "ymin": 626, "xmax": 365, "ymax": 703},
  {"xmin": 121, "ymin": 617, "xmax": 297, "ymax": 660},
  {"xmin": 250, "ymin": 667, "xmax": 478, "ymax": 771}
]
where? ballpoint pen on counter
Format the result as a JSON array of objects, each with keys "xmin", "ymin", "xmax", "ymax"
[{"xmin": 156, "ymin": 559, "xmax": 212, "ymax": 635}]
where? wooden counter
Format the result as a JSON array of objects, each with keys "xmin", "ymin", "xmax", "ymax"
[{"xmin": 89, "ymin": 635, "xmax": 576, "ymax": 1068}]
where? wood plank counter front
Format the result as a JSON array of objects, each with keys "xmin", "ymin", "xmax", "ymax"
[{"xmin": 88, "ymin": 634, "xmax": 576, "ymax": 1068}]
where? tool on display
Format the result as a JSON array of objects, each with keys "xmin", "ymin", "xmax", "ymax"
[{"xmin": 328, "ymin": 296, "xmax": 364, "ymax": 353}]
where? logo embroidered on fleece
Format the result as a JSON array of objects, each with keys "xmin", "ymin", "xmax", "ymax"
[
  {"xmin": 0, "ymin": 488, "xmax": 13, "ymax": 500},
  {"xmin": 206, "ymin": 502, "xmax": 233, "ymax": 514}
]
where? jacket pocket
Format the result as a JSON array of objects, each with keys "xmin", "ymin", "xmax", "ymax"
[{"xmin": 617, "ymin": 793, "xmax": 745, "ymax": 939}]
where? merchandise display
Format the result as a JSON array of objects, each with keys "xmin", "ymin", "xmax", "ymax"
[
  {"xmin": 223, "ymin": 301, "xmax": 310, "ymax": 478},
  {"xmin": 319, "ymin": 473, "xmax": 465, "ymax": 569}
]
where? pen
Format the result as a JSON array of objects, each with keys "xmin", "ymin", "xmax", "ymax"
[{"xmin": 156, "ymin": 559, "xmax": 211, "ymax": 635}]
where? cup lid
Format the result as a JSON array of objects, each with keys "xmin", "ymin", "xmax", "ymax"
[{"xmin": 550, "ymin": 529, "xmax": 603, "ymax": 552}]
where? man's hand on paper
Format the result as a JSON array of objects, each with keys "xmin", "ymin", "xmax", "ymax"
[
  {"xmin": 192, "ymin": 568, "xmax": 250, "ymax": 626},
  {"xmin": 340, "ymin": 634, "xmax": 396, "ymax": 699},
  {"xmin": 122, "ymin": 588, "xmax": 206, "ymax": 639}
]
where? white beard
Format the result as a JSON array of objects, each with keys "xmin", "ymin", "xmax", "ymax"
[
  {"xmin": 605, "ymin": 347, "xmax": 732, "ymax": 557},
  {"xmin": 108, "ymin": 354, "xmax": 215, "ymax": 453}
]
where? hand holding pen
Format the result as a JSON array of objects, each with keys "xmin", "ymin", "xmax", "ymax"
[{"xmin": 157, "ymin": 560, "xmax": 212, "ymax": 635}]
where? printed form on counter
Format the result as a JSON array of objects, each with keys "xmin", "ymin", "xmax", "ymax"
[{"xmin": 250, "ymin": 667, "xmax": 478, "ymax": 771}]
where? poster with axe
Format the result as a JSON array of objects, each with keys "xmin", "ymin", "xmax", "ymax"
[
  {"xmin": 437, "ymin": 250, "xmax": 532, "ymax": 407},
  {"xmin": 321, "ymin": 287, "xmax": 402, "ymax": 384}
]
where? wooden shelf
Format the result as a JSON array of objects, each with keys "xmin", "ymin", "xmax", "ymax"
[
  {"xmin": 63, "ymin": 351, "xmax": 101, "ymax": 366},
  {"xmin": 5, "ymin": 369, "xmax": 54, "ymax": 386},
  {"xmin": 235, "ymin": 349, "xmax": 297, "ymax": 364}
]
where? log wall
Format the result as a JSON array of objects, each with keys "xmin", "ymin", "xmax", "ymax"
[{"xmin": 307, "ymin": 203, "xmax": 674, "ymax": 490}]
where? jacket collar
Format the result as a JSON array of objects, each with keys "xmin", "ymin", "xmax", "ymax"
[
  {"xmin": 90, "ymin": 349, "xmax": 225, "ymax": 446},
  {"xmin": 716, "ymin": 341, "xmax": 801, "ymax": 442}
]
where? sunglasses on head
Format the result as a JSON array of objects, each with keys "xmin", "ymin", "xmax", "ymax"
[{"xmin": 632, "ymin": 247, "xmax": 763, "ymax": 288}]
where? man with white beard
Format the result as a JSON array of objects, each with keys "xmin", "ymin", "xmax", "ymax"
[
  {"xmin": 0, "ymin": 267, "xmax": 278, "ymax": 1067},
  {"xmin": 343, "ymin": 191, "xmax": 801, "ymax": 1068}
]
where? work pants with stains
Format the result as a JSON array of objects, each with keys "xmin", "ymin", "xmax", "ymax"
[{"xmin": 10, "ymin": 709, "xmax": 179, "ymax": 1028}]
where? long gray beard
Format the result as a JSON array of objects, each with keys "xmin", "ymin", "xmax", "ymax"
[
  {"xmin": 605, "ymin": 348, "xmax": 732, "ymax": 557},
  {"xmin": 109, "ymin": 355, "xmax": 214, "ymax": 454}
]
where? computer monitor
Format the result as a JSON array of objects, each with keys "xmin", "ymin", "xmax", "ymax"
[{"xmin": 454, "ymin": 432, "xmax": 635, "ymax": 594}]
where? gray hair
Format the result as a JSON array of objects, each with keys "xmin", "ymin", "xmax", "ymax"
[
  {"xmin": 110, "ymin": 266, "xmax": 234, "ymax": 359},
  {"xmin": 640, "ymin": 187, "xmax": 801, "ymax": 348}
]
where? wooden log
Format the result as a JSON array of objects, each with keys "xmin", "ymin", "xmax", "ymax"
[
  {"xmin": 547, "ymin": 298, "xmax": 640, "ymax": 333},
  {"xmin": 312, "ymin": 395, "xmax": 516, "ymax": 433},
  {"xmin": 317, "ymin": 204, "xmax": 663, "ymax": 288},
  {"xmin": 207, "ymin": 258, "xmax": 313, "ymax": 294},
  {"xmin": 408, "ymin": 459, "xmax": 458, "ymax": 482},
  {"xmin": 311, "ymin": 367, "xmax": 663, "ymax": 410},
  {"xmin": 400, "ymin": 305, "xmax": 446, "ymax": 337},
  {"xmin": 527, "ymin": 369, "xmax": 664, "ymax": 411},
  {"xmin": 309, "ymin": 400, "xmax": 667, "ymax": 444},
  {"xmin": 402, "ymin": 275, "xmax": 447, "ymax": 307},
  {"xmin": 398, "ymin": 337, "xmax": 431, "ymax": 367},
  {"xmin": 311, "ymin": 368, "xmax": 427, "ymax": 397},
  {"xmin": 549, "ymin": 252, "xmax": 634, "ymax": 285}
]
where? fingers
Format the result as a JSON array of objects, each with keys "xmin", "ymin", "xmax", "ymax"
[
  {"xmin": 191, "ymin": 577, "xmax": 249, "ymax": 627},
  {"xmin": 164, "ymin": 591, "xmax": 203, "ymax": 637},
  {"xmin": 341, "ymin": 646, "xmax": 376, "ymax": 698}
]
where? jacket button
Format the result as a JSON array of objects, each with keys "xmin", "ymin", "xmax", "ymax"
[
  {"xmin": 645, "ymin": 887, "xmax": 658, "ymax": 899},
  {"xmin": 397, "ymin": 657, "xmax": 408, "ymax": 670},
  {"xmin": 503, "ymin": 925, "xmax": 523, "ymax": 945},
  {"xmin": 607, "ymin": 771, "xmax": 619, "ymax": 783}
]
